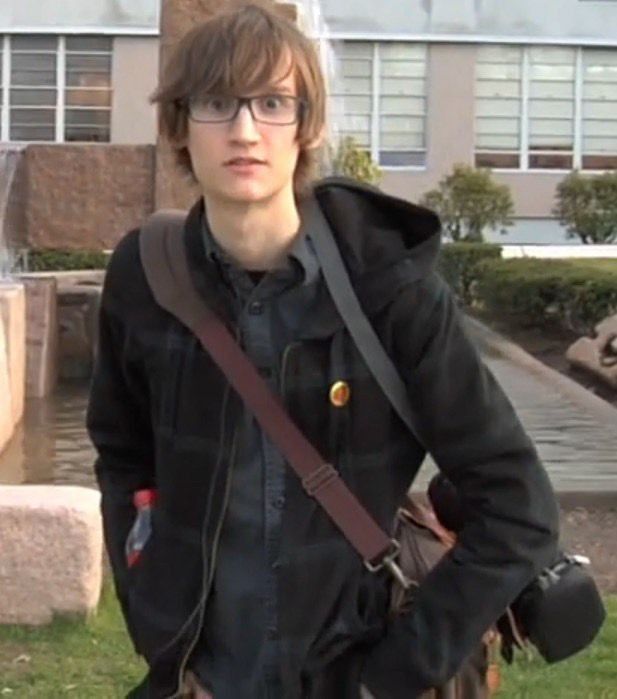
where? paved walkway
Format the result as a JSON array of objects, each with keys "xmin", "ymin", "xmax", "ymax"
[{"xmin": 414, "ymin": 319, "xmax": 617, "ymax": 495}]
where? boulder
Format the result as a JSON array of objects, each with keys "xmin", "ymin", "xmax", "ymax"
[
  {"xmin": 566, "ymin": 314, "xmax": 617, "ymax": 390},
  {"xmin": 0, "ymin": 485, "xmax": 103, "ymax": 625}
]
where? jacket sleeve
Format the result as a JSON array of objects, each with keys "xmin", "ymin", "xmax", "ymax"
[
  {"xmin": 86, "ymin": 233, "xmax": 154, "ymax": 642},
  {"xmin": 362, "ymin": 272, "xmax": 559, "ymax": 698}
]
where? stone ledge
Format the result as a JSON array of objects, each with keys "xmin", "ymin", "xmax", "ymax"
[{"xmin": 0, "ymin": 485, "xmax": 103, "ymax": 625}]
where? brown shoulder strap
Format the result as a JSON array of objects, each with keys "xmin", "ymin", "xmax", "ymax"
[{"xmin": 138, "ymin": 210, "xmax": 398, "ymax": 571}]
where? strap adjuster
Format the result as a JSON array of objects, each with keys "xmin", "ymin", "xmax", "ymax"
[
  {"xmin": 364, "ymin": 539, "xmax": 414, "ymax": 590},
  {"xmin": 302, "ymin": 462, "xmax": 339, "ymax": 497}
]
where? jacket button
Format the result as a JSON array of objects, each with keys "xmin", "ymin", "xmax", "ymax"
[
  {"xmin": 248, "ymin": 301, "xmax": 264, "ymax": 315},
  {"xmin": 329, "ymin": 380, "xmax": 350, "ymax": 407}
]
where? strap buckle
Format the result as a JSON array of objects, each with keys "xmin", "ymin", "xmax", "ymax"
[{"xmin": 364, "ymin": 539, "xmax": 413, "ymax": 590}]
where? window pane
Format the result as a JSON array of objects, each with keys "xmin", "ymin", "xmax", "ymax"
[
  {"xmin": 65, "ymin": 126, "xmax": 110, "ymax": 142},
  {"xmin": 336, "ymin": 131, "xmax": 370, "ymax": 148},
  {"xmin": 380, "ymin": 96, "xmax": 425, "ymax": 114},
  {"xmin": 381, "ymin": 60, "xmax": 425, "ymax": 79},
  {"xmin": 66, "ymin": 36, "xmax": 112, "ymax": 52},
  {"xmin": 337, "ymin": 42, "xmax": 372, "ymax": 59},
  {"xmin": 340, "ymin": 115, "xmax": 370, "ymax": 132},
  {"xmin": 335, "ymin": 95, "xmax": 371, "ymax": 113},
  {"xmin": 476, "ymin": 80, "xmax": 521, "ymax": 99},
  {"xmin": 11, "ymin": 36, "xmax": 56, "ymax": 52},
  {"xmin": 476, "ymin": 134, "xmax": 520, "ymax": 149},
  {"xmin": 11, "ymin": 70, "xmax": 56, "ymax": 87},
  {"xmin": 66, "ymin": 53, "xmax": 112, "ymax": 74},
  {"xmin": 381, "ymin": 132, "xmax": 424, "ymax": 149},
  {"xmin": 478, "ymin": 46, "xmax": 523, "ymax": 64},
  {"xmin": 529, "ymin": 99, "xmax": 574, "ymax": 119},
  {"xmin": 65, "ymin": 109, "xmax": 109, "ymax": 127},
  {"xmin": 584, "ymin": 136, "xmax": 617, "ymax": 152},
  {"xmin": 381, "ymin": 115, "xmax": 424, "ymax": 133},
  {"xmin": 338, "ymin": 77, "xmax": 372, "ymax": 95},
  {"xmin": 583, "ymin": 100, "xmax": 617, "ymax": 119},
  {"xmin": 476, "ymin": 98, "xmax": 520, "ymax": 118},
  {"xmin": 341, "ymin": 59, "xmax": 372, "ymax": 79},
  {"xmin": 380, "ymin": 77, "xmax": 425, "ymax": 95},
  {"xmin": 529, "ymin": 153, "xmax": 572, "ymax": 169},
  {"xmin": 10, "ymin": 108, "xmax": 55, "ymax": 126},
  {"xmin": 10, "ymin": 88, "xmax": 56, "ymax": 106},
  {"xmin": 584, "ymin": 120, "xmax": 617, "ymax": 138},
  {"xmin": 65, "ymin": 88, "xmax": 112, "ymax": 108},
  {"xmin": 379, "ymin": 151, "xmax": 425, "ymax": 166},
  {"xmin": 476, "ymin": 63, "xmax": 521, "ymax": 81},
  {"xmin": 475, "ymin": 152, "xmax": 520, "ymax": 168},
  {"xmin": 583, "ymin": 81, "xmax": 617, "ymax": 100},
  {"xmin": 380, "ymin": 43, "xmax": 426, "ymax": 60},
  {"xmin": 476, "ymin": 117, "xmax": 520, "ymax": 136},
  {"xmin": 528, "ymin": 46, "xmax": 576, "ymax": 64},
  {"xmin": 9, "ymin": 124, "xmax": 54, "ymax": 140},
  {"xmin": 529, "ymin": 81, "xmax": 574, "ymax": 99},
  {"xmin": 582, "ymin": 154, "xmax": 617, "ymax": 169}
]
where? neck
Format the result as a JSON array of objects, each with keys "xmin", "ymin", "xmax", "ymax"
[{"xmin": 204, "ymin": 187, "xmax": 301, "ymax": 271}]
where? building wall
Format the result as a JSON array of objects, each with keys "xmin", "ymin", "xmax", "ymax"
[
  {"xmin": 380, "ymin": 42, "xmax": 562, "ymax": 217},
  {"xmin": 111, "ymin": 37, "xmax": 159, "ymax": 144}
]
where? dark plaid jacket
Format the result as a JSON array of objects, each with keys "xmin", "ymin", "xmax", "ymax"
[{"xmin": 87, "ymin": 178, "xmax": 559, "ymax": 699}]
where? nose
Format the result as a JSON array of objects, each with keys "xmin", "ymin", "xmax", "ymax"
[{"xmin": 228, "ymin": 102, "xmax": 260, "ymax": 142}]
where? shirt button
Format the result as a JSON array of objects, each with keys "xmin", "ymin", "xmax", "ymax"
[
  {"xmin": 248, "ymin": 301, "xmax": 264, "ymax": 315},
  {"xmin": 273, "ymin": 496, "xmax": 285, "ymax": 509},
  {"xmin": 267, "ymin": 626, "xmax": 279, "ymax": 640}
]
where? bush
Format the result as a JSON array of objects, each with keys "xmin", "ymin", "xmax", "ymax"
[
  {"xmin": 437, "ymin": 242, "xmax": 503, "ymax": 305},
  {"xmin": 473, "ymin": 258, "xmax": 617, "ymax": 334},
  {"xmin": 420, "ymin": 164, "xmax": 514, "ymax": 242},
  {"xmin": 329, "ymin": 136, "xmax": 382, "ymax": 185},
  {"xmin": 26, "ymin": 249, "xmax": 109, "ymax": 271},
  {"xmin": 554, "ymin": 170, "xmax": 617, "ymax": 244}
]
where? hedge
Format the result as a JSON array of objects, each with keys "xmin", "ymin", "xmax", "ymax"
[
  {"xmin": 437, "ymin": 242, "xmax": 503, "ymax": 305},
  {"xmin": 473, "ymin": 258, "xmax": 617, "ymax": 334},
  {"xmin": 26, "ymin": 249, "xmax": 109, "ymax": 272}
]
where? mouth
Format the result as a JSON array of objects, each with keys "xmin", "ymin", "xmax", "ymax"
[{"xmin": 224, "ymin": 157, "xmax": 267, "ymax": 166}]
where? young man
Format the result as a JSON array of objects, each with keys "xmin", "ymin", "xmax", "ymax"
[{"xmin": 87, "ymin": 2, "xmax": 559, "ymax": 698}]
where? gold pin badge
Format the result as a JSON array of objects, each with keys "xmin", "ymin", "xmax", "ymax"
[{"xmin": 329, "ymin": 380, "xmax": 351, "ymax": 407}]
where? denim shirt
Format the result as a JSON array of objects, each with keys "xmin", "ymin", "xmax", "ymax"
[{"xmin": 190, "ymin": 214, "xmax": 322, "ymax": 698}]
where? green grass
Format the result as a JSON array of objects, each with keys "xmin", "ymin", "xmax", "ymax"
[
  {"xmin": 0, "ymin": 587, "xmax": 615, "ymax": 697},
  {"xmin": 0, "ymin": 582, "xmax": 145, "ymax": 698}
]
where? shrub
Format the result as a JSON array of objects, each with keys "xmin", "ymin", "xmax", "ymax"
[
  {"xmin": 553, "ymin": 170, "xmax": 617, "ymax": 244},
  {"xmin": 473, "ymin": 258, "xmax": 617, "ymax": 334},
  {"xmin": 26, "ymin": 249, "xmax": 109, "ymax": 272},
  {"xmin": 329, "ymin": 136, "xmax": 382, "ymax": 185},
  {"xmin": 437, "ymin": 242, "xmax": 503, "ymax": 305},
  {"xmin": 420, "ymin": 164, "xmax": 514, "ymax": 242}
]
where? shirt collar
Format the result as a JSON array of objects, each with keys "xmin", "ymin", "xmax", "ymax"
[{"xmin": 200, "ymin": 208, "xmax": 320, "ymax": 288}]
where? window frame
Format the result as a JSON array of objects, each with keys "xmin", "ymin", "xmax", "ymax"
[
  {"xmin": 0, "ymin": 33, "xmax": 112, "ymax": 144},
  {"xmin": 475, "ymin": 44, "xmax": 617, "ymax": 172},
  {"xmin": 332, "ymin": 40, "xmax": 428, "ymax": 171}
]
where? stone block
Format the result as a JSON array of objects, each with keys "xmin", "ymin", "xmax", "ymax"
[
  {"xmin": 58, "ymin": 284, "xmax": 102, "ymax": 380},
  {"xmin": 566, "ymin": 314, "xmax": 617, "ymax": 390},
  {"xmin": 21, "ymin": 276, "xmax": 58, "ymax": 398},
  {"xmin": 0, "ymin": 283, "xmax": 26, "ymax": 429},
  {"xmin": 0, "ymin": 485, "xmax": 103, "ymax": 625}
]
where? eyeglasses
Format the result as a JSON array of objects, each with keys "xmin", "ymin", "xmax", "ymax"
[{"xmin": 187, "ymin": 94, "xmax": 307, "ymax": 125}]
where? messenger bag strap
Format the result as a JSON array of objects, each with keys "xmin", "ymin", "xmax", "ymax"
[
  {"xmin": 138, "ymin": 210, "xmax": 407, "ymax": 581},
  {"xmin": 302, "ymin": 195, "xmax": 420, "ymax": 441}
]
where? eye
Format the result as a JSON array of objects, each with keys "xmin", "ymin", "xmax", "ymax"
[
  {"xmin": 260, "ymin": 95, "xmax": 285, "ymax": 112},
  {"xmin": 205, "ymin": 96, "xmax": 233, "ymax": 112}
]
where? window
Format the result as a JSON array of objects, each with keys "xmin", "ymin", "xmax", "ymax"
[
  {"xmin": 1, "ymin": 35, "xmax": 112, "ymax": 143},
  {"xmin": 475, "ymin": 45, "xmax": 617, "ymax": 171},
  {"xmin": 331, "ymin": 41, "xmax": 427, "ymax": 167}
]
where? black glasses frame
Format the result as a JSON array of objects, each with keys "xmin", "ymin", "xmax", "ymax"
[{"xmin": 186, "ymin": 94, "xmax": 308, "ymax": 125}]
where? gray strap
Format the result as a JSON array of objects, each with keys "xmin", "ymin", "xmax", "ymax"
[{"xmin": 305, "ymin": 196, "xmax": 419, "ymax": 440}]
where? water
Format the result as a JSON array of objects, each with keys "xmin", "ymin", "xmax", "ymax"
[{"xmin": 0, "ymin": 381, "xmax": 96, "ymax": 488}]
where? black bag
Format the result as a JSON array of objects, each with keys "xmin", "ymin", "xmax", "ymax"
[{"xmin": 510, "ymin": 553, "xmax": 606, "ymax": 663}]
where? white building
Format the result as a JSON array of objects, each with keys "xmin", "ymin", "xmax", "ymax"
[{"xmin": 2, "ymin": 0, "xmax": 617, "ymax": 232}]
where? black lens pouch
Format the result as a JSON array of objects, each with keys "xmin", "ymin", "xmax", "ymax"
[{"xmin": 512, "ymin": 554, "xmax": 606, "ymax": 663}]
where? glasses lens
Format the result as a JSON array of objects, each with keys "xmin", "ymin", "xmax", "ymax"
[
  {"xmin": 253, "ymin": 95, "xmax": 298, "ymax": 124},
  {"xmin": 190, "ymin": 95, "xmax": 237, "ymax": 122}
]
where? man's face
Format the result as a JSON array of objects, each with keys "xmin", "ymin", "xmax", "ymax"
[{"xmin": 185, "ymin": 63, "xmax": 302, "ymax": 206}]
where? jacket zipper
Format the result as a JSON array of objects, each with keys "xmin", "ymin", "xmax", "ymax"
[{"xmin": 166, "ymin": 382, "xmax": 237, "ymax": 698}]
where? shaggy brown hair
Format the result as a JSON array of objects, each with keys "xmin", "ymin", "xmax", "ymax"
[{"xmin": 150, "ymin": 0, "xmax": 327, "ymax": 196}]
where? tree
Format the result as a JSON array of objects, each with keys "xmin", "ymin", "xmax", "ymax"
[
  {"xmin": 328, "ymin": 136, "xmax": 382, "ymax": 185},
  {"xmin": 420, "ymin": 164, "xmax": 514, "ymax": 242},
  {"xmin": 553, "ymin": 170, "xmax": 617, "ymax": 244}
]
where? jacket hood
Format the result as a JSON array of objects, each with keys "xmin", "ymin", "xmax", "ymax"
[{"xmin": 311, "ymin": 177, "xmax": 442, "ymax": 312}]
